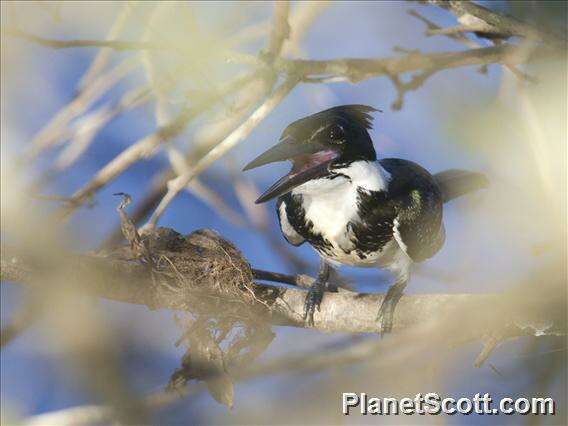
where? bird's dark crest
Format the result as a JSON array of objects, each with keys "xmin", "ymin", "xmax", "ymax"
[
  {"xmin": 317, "ymin": 104, "xmax": 380, "ymax": 130},
  {"xmin": 283, "ymin": 105, "xmax": 380, "ymax": 140}
]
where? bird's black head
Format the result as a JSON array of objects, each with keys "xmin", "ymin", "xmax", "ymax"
[{"xmin": 243, "ymin": 105, "xmax": 379, "ymax": 203}]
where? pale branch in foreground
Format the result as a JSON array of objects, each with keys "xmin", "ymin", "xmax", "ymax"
[
  {"xmin": 7, "ymin": 5, "xmax": 564, "ymax": 225},
  {"xmin": 2, "ymin": 27, "xmax": 261, "ymax": 67},
  {"xmin": 0, "ymin": 300, "xmax": 37, "ymax": 347},
  {"xmin": 141, "ymin": 77, "xmax": 298, "ymax": 231},
  {"xmin": 260, "ymin": 0, "xmax": 290, "ymax": 63},
  {"xmin": 3, "ymin": 2, "xmax": 565, "ymax": 422},
  {"xmin": 2, "ymin": 227, "xmax": 565, "ymax": 341},
  {"xmin": 23, "ymin": 57, "xmax": 138, "ymax": 163},
  {"xmin": 76, "ymin": 2, "xmax": 135, "ymax": 92},
  {"xmin": 141, "ymin": 2, "xmax": 291, "ymax": 231},
  {"xmin": 53, "ymin": 71, "xmax": 259, "ymax": 218},
  {"xmin": 20, "ymin": 329, "xmax": 457, "ymax": 425},
  {"xmin": 3, "ymin": 225, "xmax": 566, "ymax": 423},
  {"xmin": 51, "ymin": 43, "xmax": 563, "ymax": 222}
]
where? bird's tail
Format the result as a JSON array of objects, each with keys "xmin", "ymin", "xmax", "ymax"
[{"xmin": 434, "ymin": 169, "xmax": 489, "ymax": 203}]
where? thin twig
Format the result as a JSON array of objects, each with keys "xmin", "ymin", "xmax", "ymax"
[
  {"xmin": 142, "ymin": 77, "xmax": 298, "ymax": 231},
  {"xmin": 167, "ymin": 147, "xmax": 247, "ymax": 227},
  {"xmin": 100, "ymin": 1, "xmax": 323, "ymax": 247},
  {"xmin": 3, "ymin": 26, "xmax": 263, "ymax": 68},
  {"xmin": 54, "ymin": 105, "xmax": 198, "ymax": 219},
  {"xmin": 4, "ymin": 26, "xmax": 165, "ymax": 50},
  {"xmin": 0, "ymin": 300, "xmax": 37, "ymax": 347},
  {"xmin": 22, "ymin": 56, "xmax": 138, "ymax": 163},
  {"xmin": 408, "ymin": 9, "xmax": 480, "ymax": 49},
  {"xmin": 409, "ymin": 8, "xmax": 536, "ymax": 81},
  {"xmin": 60, "ymin": 86, "xmax": 152, "ymax": 168},
  {"xmin": 387, "ymin": 67, "xmax": 436, "ymax": 110},
  {"xmin": 427, "ymin": 0, "xmax": 567, "ymax": 49},
  {"xmin": 281, "ymin": 1, "xmax": 330, "ymax": 57},
  {"xmin": 252, "ymin": 268, "xmax": 313, "ymax": 288},
  {"xmin": 261, "ymin": 1, "xmax": 291, "ymax": 63},
  {"xmin": 426, "ymin": 25, "xmax": 486, "ymax": 37},
  {"xmin": 225, "ymin": 20, "xmax": 271, "ymax": 49},
  {"xmin": 98, "ymin": 75, "xmax": 274, "ymax": 248},
  {"xmin": 78, "ymin": 1, "xmax": 138, "ymax": 91},
  {"xmin": 54, "ymin": 72, "xmax": 259, "ymax": 219}
]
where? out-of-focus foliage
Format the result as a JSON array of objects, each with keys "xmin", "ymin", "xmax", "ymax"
[{"xmin": 1, "ymin": 1, "xmax": 566, "ymax": 425}]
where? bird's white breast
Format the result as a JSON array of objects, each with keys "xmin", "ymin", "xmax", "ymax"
[{"xmin": 290, "ymin": 161, "xmax": 392, "ymax": 266}]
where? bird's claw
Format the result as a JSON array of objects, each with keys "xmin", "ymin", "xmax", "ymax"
[
  {"xmin": 303, "ymin": 284, "xmax": 324, "ymax": 327},
  {"xmin": 376, "ymin": 301, "xmax": 394, "ymax": 337}
]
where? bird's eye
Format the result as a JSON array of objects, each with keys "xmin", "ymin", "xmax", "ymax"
[{"xmin": 328, "ymin": 125, "xmax": 345, "ymax": 143}]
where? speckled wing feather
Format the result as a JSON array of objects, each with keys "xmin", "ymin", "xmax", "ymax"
[{"xmin": 379, "ymin": 158, "xmax": 445, "ymax": 262}]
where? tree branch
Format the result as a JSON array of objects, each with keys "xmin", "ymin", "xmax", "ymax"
[
  {"xmin": 2, "ymin": 228, "xmax": 565, "ymax": 339},
  {"xmin": 4, "ymin": 225, "xmax": 565, "ymax": 423},
  {"xmin": 408, "ymin": 8, "xmax": 481, "ymax": 49},
  {"xmin": 408, "ymin": 8, "xmax": 540, "ymax": 82},
  {"xmin": 3, "ymin": 26, "xmax": 165, "ymax": 51},
  {"xmin": 427, "ymin": 0, "xmax": 567, "ymax": 49},
  {"xmin": 278, "ymin": 43, "xmax": 563, "ymax": 83}
]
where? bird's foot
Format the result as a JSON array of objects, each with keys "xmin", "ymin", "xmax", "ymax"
[
  {"xmin": 376, "ymin": 300, "xmax": 395, "ymax": 337},
  {"xmin": 326, "ymin": 283, "xmax": 339, "ymax": 293},
  {"xmin": 376, "ymin": 277, "xmax": 407, "ymax": 337},
  {"xmin": 303, "ymin": 282, "xmax": 325, "ymax": 327}
]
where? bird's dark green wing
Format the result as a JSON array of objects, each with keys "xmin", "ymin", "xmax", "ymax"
[{"xmin": 379, "ymin": 158, "xmax": 445, "ymax": 262}]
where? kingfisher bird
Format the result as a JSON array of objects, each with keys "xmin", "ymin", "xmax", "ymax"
[{"xmin": 243, "ymin": 105, "xmax": 488, "ymax": 333}]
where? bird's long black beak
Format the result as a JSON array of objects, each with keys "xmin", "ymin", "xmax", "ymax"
[{"xmin": 243, "ymin": 135, "xmax": 338, "ymax": 204}]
